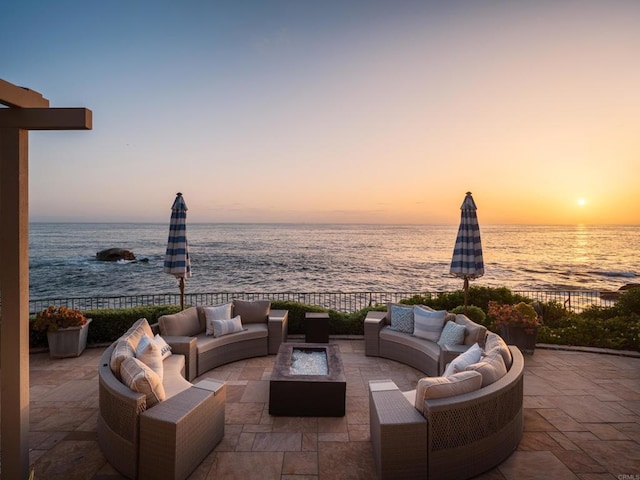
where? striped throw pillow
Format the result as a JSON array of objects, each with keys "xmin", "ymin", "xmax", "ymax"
[
  {"xmin": 412, "ymin": 306, "xmax": 446, "ymax": 342},
  {"xmin": 203, "ymin": 303, "xmax": 234, "ymax": 335},
  {"xmin": 120, "ymin": 357, "xmax": 166, "ymax": 407},
  {"xmin": 211, "ymin": 315, "xmax": 244, "ymax": 338}
]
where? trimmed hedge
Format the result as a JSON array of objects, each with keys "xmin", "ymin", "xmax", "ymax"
[
  {"xmin": 28, "ymin": 287, "xmax": 640, "ymax": 351},
  {"xmin": 29, "ymin": 305, "xmax": 182, "ymax": 348}
]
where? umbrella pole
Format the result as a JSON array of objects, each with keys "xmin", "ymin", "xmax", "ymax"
[
  {"xmin": 179, "ymin": 277, "xmax": 185, "ymax": 310},
  {"xmin": 463, "ymin": 277, "xmax": 469, "ymax": 314}
]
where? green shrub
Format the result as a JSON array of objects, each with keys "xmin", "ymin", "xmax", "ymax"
[
  {"xmin": 29, "ymin": 304, "xmax": 182, "ymax": 348},
  {"xmin": 450, "ymin": 305, "xmax": 487, "ymax": 326},
  {"xmin": 270, "ymin": 300, "xmax": 376, "ymax": 336},
  {"xmin": 616, "ymin": 288, "xmax": 640, "ymax": 315},
  {"xmin": 84, "ymin": 305, "xmax": 182, "ymax": 344},
  {"xmin": 579, "ymin": 304, "xmax": 617, "ymax": 321},
  {"xmin": 270, "ymin": 301, "xmax": 327, "ymax": 334},
  {"xmin": 402, "ymin": 287, "xmax": 530, "ymax": 312},
  {"xmin": 537, "ymin": 313, "xmax": 640, "ymax": 350},
  {"xmin": 537, "ymin": 301, "xmax": 572, "ymax": 327},
  {"xmin": 27, "ymin": 288, "xmax": 640, "ymax": 352}
]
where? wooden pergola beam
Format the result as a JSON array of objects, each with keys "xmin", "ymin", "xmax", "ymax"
[
  {"xmin": 0, "ymin": 108, "xmax": 92, "ymax": 130},
  {"xmin": 0, "ymin": 78, "xmax": 49, "ymax": 108}
]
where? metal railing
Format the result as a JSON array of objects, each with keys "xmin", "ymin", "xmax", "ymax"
[{"xmin": 25, "ymin": 290, "xmax": 615, "ymax": 315}]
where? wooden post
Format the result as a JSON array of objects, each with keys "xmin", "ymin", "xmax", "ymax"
[
  {"xmin": 0, "ymin": 78, "xmax": 91, "ymax": 479},
  {"xmin": 0, "ymin": 127, "xmax": 31, "ymax": 479}
]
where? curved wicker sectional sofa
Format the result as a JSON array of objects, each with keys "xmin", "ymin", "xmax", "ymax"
[
  {"xmin": 364, "ymin": 308, "xmax": 524, "ymax": 480},
  {"xmin": 364, "ymin": 309, "xmax": 488, "ymax": 376},
  {"xmin": 97, "ymin": 302, "xmax": 289, "ymax": 480}
]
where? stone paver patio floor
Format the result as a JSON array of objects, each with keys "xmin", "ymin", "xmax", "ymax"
[{"xmin": 11, "ymin": 340, "xmax": 640, "ymax": 479}]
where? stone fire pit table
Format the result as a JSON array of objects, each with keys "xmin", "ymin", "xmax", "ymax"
[{"xmin": 269, "ymin": 342, "xmax": 346, "ymax": 417}]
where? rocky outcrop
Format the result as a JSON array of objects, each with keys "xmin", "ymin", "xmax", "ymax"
[
  {"xmin": 96, "ymin": 248, "xmax": 136, "ymax": 262},
  {"xmin": 600, "ymin": 283, "xmax": 640, "ymax": 301}
]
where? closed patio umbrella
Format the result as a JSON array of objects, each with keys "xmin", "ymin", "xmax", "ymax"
[
  {"xmin": 164, "ymin": 192, "xmax": 192, "ymax": 310},
  {"xmin": 450, "ymin": 192, "xmax": 484, "ymax": 311}
]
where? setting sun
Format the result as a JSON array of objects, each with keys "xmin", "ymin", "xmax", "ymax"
[{"xmin": 578, "ymin": 199, "xmax": 587, "ymax": 207}]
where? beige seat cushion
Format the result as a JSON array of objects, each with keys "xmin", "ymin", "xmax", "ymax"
[
  {"xmin": 233, "ymin": 299, "xmax": 271, "ymax": 324},
  {"xmin": 196, "ymin": 323, "xmax": 268, "ymax": 353},
  {"xmin": 162, "ymin": 352, "xmax": 185, "ymax": 376},
  {"xmin": 412, "ymin": 370, "xmax": 483, "ymax": 413},
  {"xmin": 162, "ymin": 355, "xmax": 192, "ymax": 399},
  {"xmin": 158, "ymin": 307, "xmax": 201, "ymax": 336},
  {"xmin": 380, "ymin": 327, "xmax": 442, "ymax": 362}
]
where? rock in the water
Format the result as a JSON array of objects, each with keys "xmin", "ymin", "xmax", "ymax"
[{"xmin": 96, "ymin": 248, "xmax": 136, "ymax": 261}]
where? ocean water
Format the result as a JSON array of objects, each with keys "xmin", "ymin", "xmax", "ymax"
[{"xmin": 28, "ymin": 223, "xmax": 639, "ymax": 300}]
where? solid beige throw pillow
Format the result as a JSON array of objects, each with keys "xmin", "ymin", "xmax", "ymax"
[
  {"xmin": 158, "ymin": 307, "xmax": 201, "ymax": 336},
  {"xmin": 484, "ymin": 333, "xmax": 513, "ymax": 369},
  {"xmin": 136, "ymin": 334, "xmax": 164, "ymax": 381},
  {"xmin": 465, "ymin": 348, "xmax": 508, "ymax": 387},
  {"xmin": 233, "ymin": 299, "xmax": 271, "ymax": 324},
  {"xmin": 120, "ymin": 357, "xmax": 166, "ymax": 407}
]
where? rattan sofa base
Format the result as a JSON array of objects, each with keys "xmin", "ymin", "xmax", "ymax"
[{"xmin": 197, "ymin": 336, "xmax": 267, "ymax": 375}]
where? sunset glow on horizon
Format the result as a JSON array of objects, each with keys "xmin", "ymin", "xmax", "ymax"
[{"xmin": 2, "ymin": 1, "xmax": 639, "ymax": 225}]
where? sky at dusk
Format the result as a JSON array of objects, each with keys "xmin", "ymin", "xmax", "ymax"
[{"xmin": 2, "ymin": 1, "xmax": 639, "ymax": 225}]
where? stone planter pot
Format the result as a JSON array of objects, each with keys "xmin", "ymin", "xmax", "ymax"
[
  {"xmin": 499, "ymin": 324, "xmax": 538, "ymax": 354},
  {"xmin": 47, "ymin": 319, "xmax": 92, "ymax": 359}
]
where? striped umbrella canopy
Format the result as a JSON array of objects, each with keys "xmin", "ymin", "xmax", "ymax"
[
  {"xmin": 164, "ymin": 192, "xmax": 192, "ymax": 310},
  {"xmin": 450, "ymin": 192, "xmax": 484, "ymax": 309}
]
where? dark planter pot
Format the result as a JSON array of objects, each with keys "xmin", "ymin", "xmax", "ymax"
[{"xmin": 499, "ymin": 324, "xmax": 538, "ymax": 354}]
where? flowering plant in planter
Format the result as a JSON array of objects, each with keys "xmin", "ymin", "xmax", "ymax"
[
  {"xmin": 487, "ymin": 301, "xmax": 542, "ymax": 334},
  {"xmin": 33, "ymin": 306, "xmax": 88, "ymax": 332}
]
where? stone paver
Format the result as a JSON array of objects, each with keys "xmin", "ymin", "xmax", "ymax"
[{"xmin": 10, "ymin": 341, "xmax": 639, "ymax": 479}]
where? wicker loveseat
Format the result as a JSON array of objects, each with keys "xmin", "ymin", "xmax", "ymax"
[
  {"xmin": 156, "ymin": 300, "xmax": 289, "ymax": 380},
  {"xmin": 364, "ymin": 306, "xmax": 488, "ymax": 376},
  {"xmin": 368, "ymin": 337, "xmax": 524, "ymax": 480}
]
